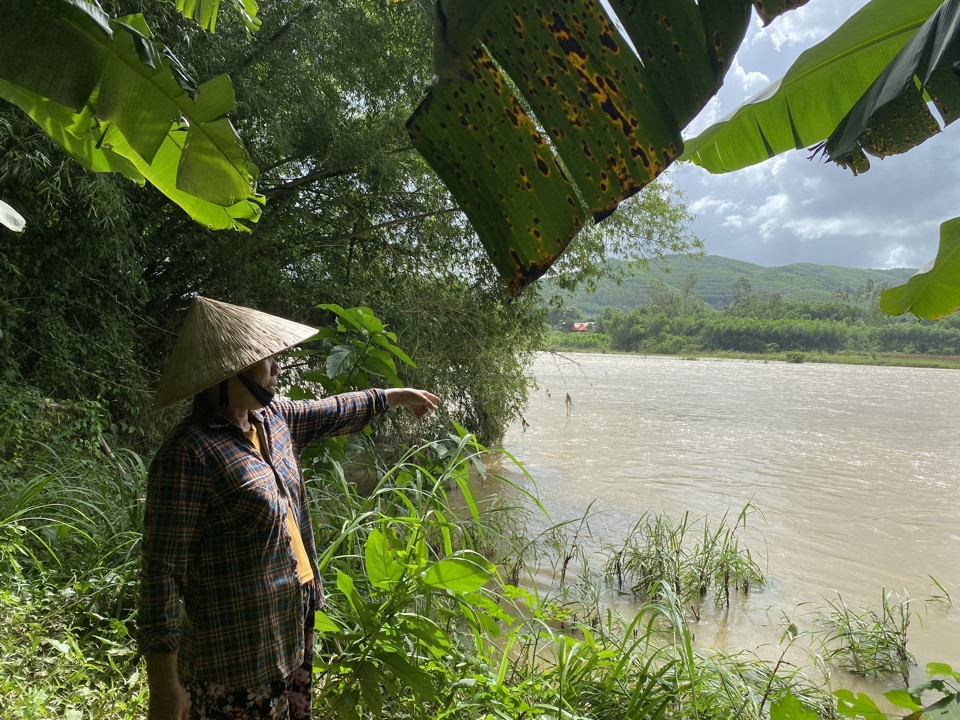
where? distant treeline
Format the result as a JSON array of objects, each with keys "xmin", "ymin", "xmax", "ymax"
[{"xmin": 549, "ymin": 277, "xmax": 960, "ymax": 357}]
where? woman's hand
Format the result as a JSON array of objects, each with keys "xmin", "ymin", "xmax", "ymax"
[
  {"xmin": 384, "ymin": 388, "xmax": 440, "ymax": 419},
  {"xmin": 146, "ymin": 653, "xmax": 190, "ymax": 720}
]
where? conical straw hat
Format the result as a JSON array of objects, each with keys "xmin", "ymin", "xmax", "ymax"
[{"xmin": 153, "ymin": 296, "xmax": 317, "ymax": 409}]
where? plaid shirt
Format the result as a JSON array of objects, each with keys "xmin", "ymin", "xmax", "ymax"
[{"xmin": 139, "ymin": 389, "xmax": 388, "ymax": 688}]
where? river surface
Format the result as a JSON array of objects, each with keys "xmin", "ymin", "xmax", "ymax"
[{"xmin": 498, "ymin": 353, "xmax": 960, "ymax": 674}]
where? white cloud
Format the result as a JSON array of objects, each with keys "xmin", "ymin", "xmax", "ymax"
[
  {"xmin": 878, "ymin": 244, "xmax": 914, "ymax": 269},
  {"xmin": 731, "ymin": 59, "xmax": 770, "ymax": 94},
  {"xmin": 755, "ymin": 12, "xmax": 830, "ymax": 52},
  {"xmin": 689, "ymin": 195, "xmax": 740, "ymax": 215}
]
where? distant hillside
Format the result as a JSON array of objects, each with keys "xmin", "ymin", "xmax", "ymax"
[{"xmin": 548, "ymin": 255, "xmax": 917, "ymax": 316}]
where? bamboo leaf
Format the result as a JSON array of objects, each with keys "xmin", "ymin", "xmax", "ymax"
[
  {"xmin": 176, "ymin": 0, "xmax": 262, "ymax": 33},
  {"xmin": 681, "ymin": 0, "xmax": 943, "ymax": 173},
  {"xmin": 825, "ymin": 0, "xmax": 960, "ymax": 173},
  {"xmin": 880, "ymin": 217, "xmax": 960, "ymax": 319}
]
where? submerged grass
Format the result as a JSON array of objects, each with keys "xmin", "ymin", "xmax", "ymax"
[{"xmin": 603, "ymin": 504, "xmax": 766, "ymax": 611}]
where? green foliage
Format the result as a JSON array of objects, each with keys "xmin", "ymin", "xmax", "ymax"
[
  {"xmin": 881, "ymin": 218, "xmax": 960, "ymax": 320},
  {"xmin": 543, "ymin": 330, "xmax": 611, "ymax": 352},
  {"xmin": 681, "ymin": 0, "xmax": 942, "ymax": 172},
  {"xmin": 288, "ymin": 304, "xmax": 415, "ymax": 399},
  {"xmin": 0, "ymin": 0, "xmax": 263, "ymax": 231},
  {"xmin": 834, "ymin": 662, "xmax": 960, "ymax": 720}
]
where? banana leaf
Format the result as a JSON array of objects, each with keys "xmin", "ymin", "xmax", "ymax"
[
  {"xmin": 0, "ymin": 0, "xmax": 262, "ymax": 232},
  {"xmin": 175, "ymin": 0, "xmax": 261, "ymax": 33},
  {"xmin": 681, "ymin": 0, "xmax": 943, "ymax": 173},
  {"xmin": 880, "ymin": 217, "xmax": 960, "ymax": 320},
  {"xmin": 824, "ymin": 0, "xmax": 960, "ymax": 173},
  {"xmin": 0, "ymin": 200, "xmax": 26, "ymax": 233},
  {"xmin": 411, "ymin": 0, "xmax": 809, "ymax": 295}
]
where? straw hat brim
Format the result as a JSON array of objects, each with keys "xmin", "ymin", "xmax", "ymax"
[{"xmin": 153, "ymin": 296, "xmax": 317, "ymax": 409}]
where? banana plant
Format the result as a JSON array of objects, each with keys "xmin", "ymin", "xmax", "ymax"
[
  {"xmin": 682, "ymin": 0, "xmax": 960, "ymax": 319},
  {"xmin": 407, "ymin": 0, "xmax": 809, "ymax": 295},
  {"xmin": 0, "ymin": 0, "xmax": 263, "ymax": 232}
]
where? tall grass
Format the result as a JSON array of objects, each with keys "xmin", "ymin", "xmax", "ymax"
[{"xmin": 0, "ymin": 441, "xmax": 145, "ymax": 718}]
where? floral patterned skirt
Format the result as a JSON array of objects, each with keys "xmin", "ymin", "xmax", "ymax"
[{"xmin": 185, "ymin": 589, "xmax": 316, "ymax": 720}]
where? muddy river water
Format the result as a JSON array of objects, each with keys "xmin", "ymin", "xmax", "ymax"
[{"xmin": 498, "ymin": 353, "xmax": 960, "ymax": 675}]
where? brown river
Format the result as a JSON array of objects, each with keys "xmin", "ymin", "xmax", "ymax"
[{"xmin": 498, "ymin": 353, "xmax": 960, "ymax": 676}]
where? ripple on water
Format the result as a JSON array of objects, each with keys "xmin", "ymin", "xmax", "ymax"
[{"xmin": 502, "ymin": 354, "xmax": 960, "ymax": 667}]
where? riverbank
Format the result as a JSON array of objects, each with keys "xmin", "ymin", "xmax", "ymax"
[{"xmin": 543, "ymin": 335, "xmax": 960, "ymax": 370}]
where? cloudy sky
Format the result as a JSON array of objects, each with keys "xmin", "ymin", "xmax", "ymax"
[{"xmin": 661, "ymin": 0, "xmax": 959, "ymax": 270}]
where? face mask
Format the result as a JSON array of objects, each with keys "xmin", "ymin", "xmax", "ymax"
[{"xmin": 237, "ymin": 372, "xmax": 276, "ymax": 407}]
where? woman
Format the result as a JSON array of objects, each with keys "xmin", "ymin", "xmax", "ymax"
[{"xmin": 139, "ymin": 296, "xmax": 438, "ymax": 720}]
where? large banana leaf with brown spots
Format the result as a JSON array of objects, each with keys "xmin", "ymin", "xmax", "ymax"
[{"xmin": 408, "ymin": 0, "xmax": 809, "ymax": 295}]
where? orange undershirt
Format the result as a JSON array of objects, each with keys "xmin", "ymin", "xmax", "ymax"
[{"xmin": 245, "ymin": 427, "xmax": 315, "ymax": 585}]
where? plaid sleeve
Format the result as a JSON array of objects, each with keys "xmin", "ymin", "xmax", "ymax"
[
  {"xmin": 276, "ymin": 389, "xmax": 388, "ymax": 451},
  {"xmin": 138, "ymin": 432, "xmax": 209, "ymax": 655}
]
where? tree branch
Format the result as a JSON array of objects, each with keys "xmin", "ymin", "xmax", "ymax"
[
  {"xmin": 236, "ymin": 4, "xmax": 322, "ymax": 75},
  {"xmin": 324, "ymin": 207, "xmax": 460, "ymax": 244}
]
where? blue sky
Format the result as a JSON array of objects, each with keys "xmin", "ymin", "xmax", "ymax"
[{"xmin": 662, "ymin": 0, "xmax": 959, "ymax": 270}]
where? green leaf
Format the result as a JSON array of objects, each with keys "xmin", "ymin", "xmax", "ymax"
[
  {"xmin": 364, "ymin": 528, "xmax": 404, "ymax": 590},
  {"xmin": 410, "ymin": 0, "xmax": 814, "ymax": 295},
  {"xmin": 0, "ymin": 1, "xmax": 262, "ymax": 231},
  {"xmin": 408, "ymin": 45, "xmax": 586, "ymax": 296},
  {"xmin": 326, "ymin": 345, "xmax": 361, "ymax": 379},
  {"xmin": 880, "ymin": 217, "xmax": 960, "ymax": 319},
  {"xmin": 318, "ymin": 303, "xmax": 363, "ymax": 332},
  {"xmin": 834, "ymin": 690, "xmax": 887, "ymax": 720},
  {"xmin": 314, "ymin": 610, "xmax": 341, "ymax": 634},
  {"xmin": 335, "ymin": 570, "xmax": 373, "ymax": 631},
  {"xmin": 0, "ymin": 200, "xmax": 26, "ymax": 233},
  {"xmin": 98, "ymin": 123, "xmax": 263, "ymax": 232},
  {"xmin": 825, "ymin": 0, "xmax": 960, "ymax": 173},
  {"xmin": 381, "ymin": 651, "xmax": 436, "ymax": 699},
  {"xmin": 924, "ymin": 696, "xmax": 960, "ymax": 720},
  {"xmin": 363, "ymin": 348, "xmax": 401, "ymax": 386},
  {"xmin": 927, "ymin": 662, "xmax": 958, "ymax": 678},
  {"xmin": 421, "ymin": 551, "xmax": 494, "ymax": 593},
  {"xmin": 884, "ymin": 690, "xmax": 923, "ymax": 713},
  {"xmin": 351, "ymin": 307, "xmax": 386, "ymax": 335},
  {"xmin": 357, "ymin": 660, "xmax": 383, "ymax": 717},
  {"xmin": 177, "ymin": 0, "xmax": 263, "ymax": 34},
  {"xmin": 371, "ymin": 334, "xmax": 415, "ymax": 367},
  {"xmin": 682, "ymin": 0, "xmax": 943, "ymax": 172}
]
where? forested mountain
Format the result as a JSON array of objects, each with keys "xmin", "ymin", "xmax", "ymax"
[{"xmin": 548, "ymin": 255, "xmax": 917, "ymax": 316}]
